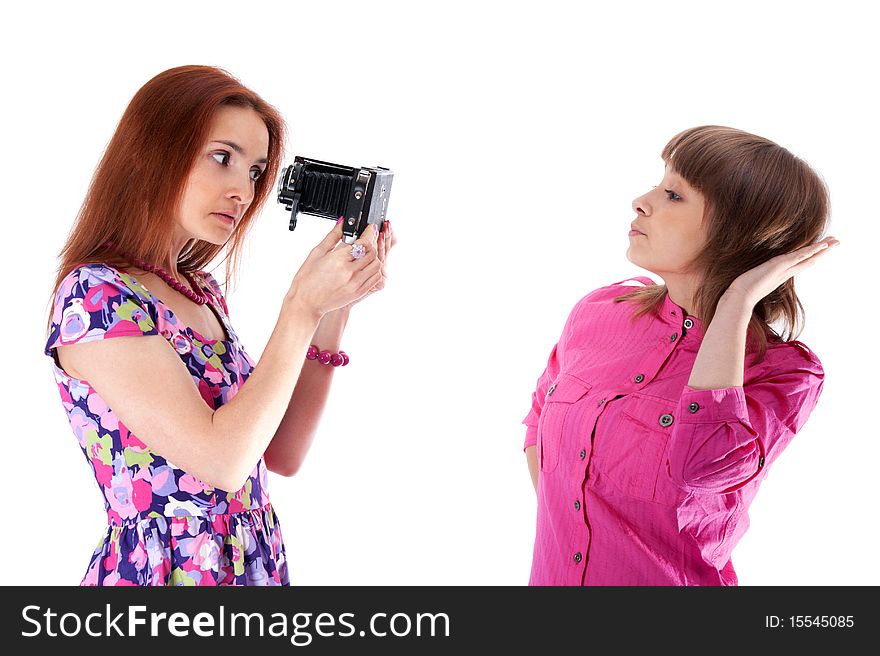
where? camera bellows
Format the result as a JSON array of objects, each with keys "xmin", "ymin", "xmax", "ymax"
[{"xmin": 300, "ymin": 171, "xmax": 352, "ymax": 217}]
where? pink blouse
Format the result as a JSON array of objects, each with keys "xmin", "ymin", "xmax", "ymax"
[{"xmin": 523, "ymin": 276, "xmax": 824, "ymax": 585}]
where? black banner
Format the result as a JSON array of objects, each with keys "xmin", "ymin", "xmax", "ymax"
[{"xmin": 1, "ymin": 586, "xmax": 872, "ymax": 652}]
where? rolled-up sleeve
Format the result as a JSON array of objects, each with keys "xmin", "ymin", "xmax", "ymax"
[
  {"xmin": 667, "ymin": 343, "xmax": 825, "ymax": 494},
  {"xmin": 522, "ymin": 293, "xmax": 596, "ymax": 451}
]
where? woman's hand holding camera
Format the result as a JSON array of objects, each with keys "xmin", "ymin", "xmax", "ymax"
[
  {"xmin": 343, "ymin": 218, "xmax": 395, "ymax": 309},
  {"xmin": 284, "ymin": 219, "xmax": 389, "ymax": 318}
]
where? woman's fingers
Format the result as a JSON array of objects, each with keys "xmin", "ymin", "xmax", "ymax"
[
  {"xmin": 355, "ymin": 222, "xmax": 380, "ymax": 247},
  {"xmin": 383, "ymin": 220, "xmax": 394, "ymax": 259},
  {"xmin": 320, "ymin": 220, "xmax": 392, "ymax": 309},
  {"xmin": 356, "ymin": 267, "xmax": 385, "ymax": 297},
  {"xmin": 334, "ymin": 224, "xmax": 381, "ymax": 270},
  {"xmin": 374, "ymin": 221, "xmax": 393, "ymax": 289},
  {"xmin": 786, "ymin": 237, "xmax": 839, "ymax": 276},
  {"xmin": 314, "ymin": 218, "xmax": 345, "ymax": 255},
  {"xmin": 372, "ymin": 220, "xmax": 394, "ymax": 266},
  {"xmin": 785, "ymin": 236, "xmax": 839, "ymax": 268},
  {"xmin": 355, "ymin": 259, "xmax": 382, "ymax": 289},
  {"xmin": 375, "ymin": 226, "xmax": 386, "ymax": 263},
  {"xmin": 290, "ymin": 217, "xmax": 397, "ymax": 314}
]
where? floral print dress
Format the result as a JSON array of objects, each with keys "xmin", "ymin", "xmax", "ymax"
[{"xmin": 45, "ymin": 263, "xmax": 289, "ymax": 586}]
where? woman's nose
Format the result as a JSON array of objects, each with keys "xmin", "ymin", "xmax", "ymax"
[
  {"xmin": 632, "ymin": 194, "xmax": 650, "ymax": 216},
  {"xmin": 227, "ymin": 176, "xmax": 254, "ymax": 205}
]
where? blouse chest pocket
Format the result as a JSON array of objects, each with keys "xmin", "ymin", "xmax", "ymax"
[
  {"xmin": 596, "ymin": 394, "xmax": 681, "ymax": 504},
  {"xmin": 537, "ymin": 374, "xmax": 592, "ymax": 473}
]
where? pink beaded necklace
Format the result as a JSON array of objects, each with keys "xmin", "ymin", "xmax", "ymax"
[{"xmin": 104, "ymin": 240, "xmax": 209, "ymax": 306}]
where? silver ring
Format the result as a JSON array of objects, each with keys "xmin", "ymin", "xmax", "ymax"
[{"xmin": 350, "ymin": 243, "xmax": 366, "ymax": 260}]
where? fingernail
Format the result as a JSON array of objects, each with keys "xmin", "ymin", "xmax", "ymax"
[
  {"xmin": 373, "ymin": 223, "xmax": 379, "ymax": 234},
  {"xmin": 336, "ymin": 216, "xmax": 343, "ymax": 225}
]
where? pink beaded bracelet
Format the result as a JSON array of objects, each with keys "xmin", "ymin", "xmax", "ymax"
[{"xmin": 306, "ymin": 345, "xmax": 349, "ymax": 367}]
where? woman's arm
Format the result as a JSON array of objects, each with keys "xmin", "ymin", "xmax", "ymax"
[
  {"xmin": 264, "ymin": 220, "xmax": 395, "ymax": 476},
  {"xmin": 686, "ymin": 293, "xmax": 751, "ymax": 390},
  {"xmin": 57, "ymin": 295, "xmax": 323, "ymax": 492},
  {"xmin": 263, "ymin": 306, "xmax": 350, "ymax": 476},
  {"xmin": 525, "ymin": 445, "xmax": 538, "ymax": 492},
  {"xmin": 55, "ymin": 224, "xmax": 382, "ymax": 492},
  {"xmin": 669, "ymin": 237, "xmax": 837, "ymax": 493}
]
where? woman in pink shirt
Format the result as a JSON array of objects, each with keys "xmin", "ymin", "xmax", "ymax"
[{"xmin": 523, "ymin": 125, "xmax": 839, "ymax": 585}]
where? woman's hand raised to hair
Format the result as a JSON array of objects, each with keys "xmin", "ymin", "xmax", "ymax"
[
  {"xmin": 284, "ymin": 220, "xmax": 383, "ymax": 318},
  {"xmin": 723, "ymin": 235, "xmax": 840, "ymax": 308}
]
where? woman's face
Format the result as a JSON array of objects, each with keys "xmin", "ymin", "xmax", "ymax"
[
  {"xmin": 174, "ymin": 105, "xmax": 270, "ymax": 245},
  {"xmin": 627, "ymin": 164, "xmax": 707, "ymax": 276}
]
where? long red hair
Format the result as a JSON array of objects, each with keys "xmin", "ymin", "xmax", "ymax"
[{"xmin": 46, "ymin": 65, "xmax": 286, "ymax": 330}]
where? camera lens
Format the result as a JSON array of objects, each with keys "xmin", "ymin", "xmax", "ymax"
[{"xmin": 277, "ymin": 165, "xmax": 291, "ymax": 199}]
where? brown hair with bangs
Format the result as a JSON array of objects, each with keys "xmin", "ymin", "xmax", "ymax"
[
  {"xmin": 45, "ymin": 65, "xmax": 287, "ymax": 330},
  {"xmin": 614, "ymin": 125, "xmax": 830, "ymax": 364}
]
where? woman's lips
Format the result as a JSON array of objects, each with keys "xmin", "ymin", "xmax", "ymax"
[
  {"xmin": 628, "ymin": 230, "xmax": 644, "ymax": 236},
  {"xmin": 213, "ymin": 212, "xmax": 235, "ymax": 225}
]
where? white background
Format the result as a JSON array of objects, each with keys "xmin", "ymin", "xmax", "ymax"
[{"xmin": 3, "ymin": 0, "xmax": 876, "ymax": 585}]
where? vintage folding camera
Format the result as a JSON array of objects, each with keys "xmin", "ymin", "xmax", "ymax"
[{"xmin": 277, "ymin": 156, "xmax": 393, "ymax": 244}]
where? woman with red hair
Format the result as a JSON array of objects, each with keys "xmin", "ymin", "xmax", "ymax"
[{"xmin": 44, "ymin": 65, "xmax": 395, "ymax": 585}]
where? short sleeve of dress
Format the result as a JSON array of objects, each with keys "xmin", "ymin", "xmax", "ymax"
[
  {"xmin": 196, "ymin": 270, "xmax": 230, "ymax": 316},
  {"xmin": 44, "ymin": 263, "xmax": 159, "ymax": 362}
]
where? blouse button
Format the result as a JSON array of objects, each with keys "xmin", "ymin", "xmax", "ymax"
[
  {"xmin": 579, "ymin": 449, "xmax": 587, "ymax": 460},
  {"xmin": 659, "ymin": 413, "xmax": 674, "ymax": 427},
  {"xmin": 574, "ymin": 500, "xmax": 581, "ymax": 511},
  {"xmin": 633, "ymin": 373, "xmax": 644, "ymax": 383},
  {"xmin": 573, "ymin": 552, "xmax": 583, "ymax": 563},
  {"xmin": 688, "ymin": 402, "xmax": 700, "ymax": 413},
  {"xmin": 670, "ymin": 333, "xmax": 678, "ymax": 342},
  {"xmin": 683, "ymin": 318, "xmax": 694, "ymax": 330},
  {"xmin": 547, "ymin": 384, "xmax": 556, "ymax": 397}
]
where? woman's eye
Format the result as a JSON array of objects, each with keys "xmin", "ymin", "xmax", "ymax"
[
  {"xmin": 665, "ymin": 189, "xmax": 681, "ymax": 201},
  {"xmin": 213, "ymin": 152, "xmax": 263, "ymax": 183}
]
